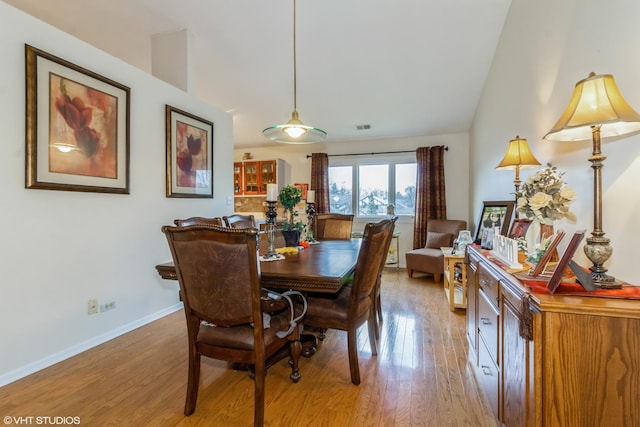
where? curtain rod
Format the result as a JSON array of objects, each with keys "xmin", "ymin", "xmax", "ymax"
[{"xmin": 305, "ymin": 147, "xmax": 448, "ymax": 158}]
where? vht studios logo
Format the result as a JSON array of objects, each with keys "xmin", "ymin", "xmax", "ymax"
[{"xmin": 3, "ymin": 416, "xmax": 81, "ymax": 425}]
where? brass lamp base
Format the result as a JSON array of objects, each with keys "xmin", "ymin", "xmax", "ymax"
[{"xmin": 583, "ymin": 235, "xmax": 620, "ymax": 289}]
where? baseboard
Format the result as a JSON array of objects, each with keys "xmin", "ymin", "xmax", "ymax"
[{"xmin": 0, "ymin": 303, "xmax": 183, "ymax": 388}]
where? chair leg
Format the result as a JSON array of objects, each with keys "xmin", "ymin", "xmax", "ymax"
[
  {"xmin": 288, "ymin": 337, "xmax": 302, "ymax": 383},
  {"xmin": 253, "ymin": 360, "xmax": 266, "ymax": 427},
  {"xmin": 368, "ymin": 311, "xmax": 378, "ymax": 357},
  {"xmin": 347, "ymin": 327, "xmax": 361, "ymax": 385},
  {"xmin": 184, "ymin": 349, "xmax": 201, "ymax": 416}
]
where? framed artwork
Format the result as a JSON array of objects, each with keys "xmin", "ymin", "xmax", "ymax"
[
  {"xmin": 294, "ymin": 183, "xmax": 309, "ymax": 200},
  {"xmin": 508, "ymin": 218, "xmax": 532, "ymax": 239},
  {"xmin": 474, "ymin": 200, "xmax": 515, "ymax": 244},
  {"xmin": 166, "ymin": 105, "xmax": 214, "ymax": 198},
  {"xmin": 25, "ymin": 45, "xmax": 130, "ymax": 193}
]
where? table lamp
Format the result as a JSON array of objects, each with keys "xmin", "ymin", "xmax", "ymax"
[
  {"xmin": 496, "ymin": 135, "xmax": 541, "ymax": 199},
  {"xmin": 543, "ymin": 72, "xmax": 640, "ymax": 288}
]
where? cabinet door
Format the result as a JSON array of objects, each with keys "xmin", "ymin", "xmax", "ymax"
[
  {"xmin": 466, "ymin": 258, "xmax": 478, "ymax": 355},
  {"xmin": 234, "ymin": 162, "xmax": 243, "ymax": 195},
  {"xmin": 260, "ymin": 160, "xmax": 277, "ymax": 193},
  {"xmin": 243, "ymin": 161, "xmax": 259, "ymax": 194},
  {"xmin": 501, "ymin": 289, "xmax": 533, "ymax": 427}
]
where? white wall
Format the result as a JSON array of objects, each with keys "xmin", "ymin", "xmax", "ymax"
[
  {"xmin": 470, "ymin": 0, "xmax": 640, "ymax": 283},
  {"xmin": 0, "ymin": 2, "xmax": 234, "ymax": 385},
  {"xmin": 234, "ymin": 133, "xmax": 471, "ymax": 266}
]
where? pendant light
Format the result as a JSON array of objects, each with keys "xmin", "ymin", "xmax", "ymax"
[{"xmin": 262, "ymin": 0, "xmax": 327, "ymax": 144}]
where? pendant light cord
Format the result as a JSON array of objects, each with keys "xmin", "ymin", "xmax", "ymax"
[{"xmin": 293, "ymin": 0, "xmax": 297, "ymax": 113}]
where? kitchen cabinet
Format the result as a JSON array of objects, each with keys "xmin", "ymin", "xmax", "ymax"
[{"xmin": 235, "ymin": 159, "xmax": 284, "ymax": 196}]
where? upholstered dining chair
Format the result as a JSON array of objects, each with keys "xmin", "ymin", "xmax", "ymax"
[
  {"xmin": 223, "ymin": 214, "xmax": 257, "ymax": 229},
  {"xmin": 315, "ymin": 213, "xmax": 354, "ymax": 240},
  {"xmin": 161, "ymin": 224, "xmax": 305, "ymax": 426},
  {"xmin": 173, "ymin": 216, "xmax": 223, "ymax": 227},
  {"xmin": 405, "ymin": 219, "xmax": 467, "ymax": 282},
  {"xmin": 372, "ymin": 216, "xmax": 398, "ymax": 339},
  {"xmin": 304, "ymin": 218, "xmax": 395, "ymax": 385}
]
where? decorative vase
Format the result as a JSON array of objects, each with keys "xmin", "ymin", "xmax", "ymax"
[
  {"xmin": 525, "ymin": 218, "xmax": 554, "ymax": 256},
  {"xmin": 281, "ymin": 230, "xmax": 300, "ymax": 247},
  {"xmin": 455, "ymin": 230, "xmax": 473, "ymax": 255}
]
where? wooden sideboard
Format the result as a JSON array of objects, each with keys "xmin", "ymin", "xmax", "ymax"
[{"xmin": 466, "ymin": 245, "xmax": 640, "ymax": 427}]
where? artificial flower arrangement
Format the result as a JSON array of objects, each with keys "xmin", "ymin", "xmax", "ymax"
[
  {"xmin": 278, "ymin": 184, "xmax": 305, "ymax": 232},
  {"xmin": 515, "ymin": 164, "xmax": 577, "ymax": 223}
]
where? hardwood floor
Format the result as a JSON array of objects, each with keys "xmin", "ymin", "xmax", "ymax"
[{"xmin": 0, "ymin": 269, "xmax": 498, "ymax": 427}]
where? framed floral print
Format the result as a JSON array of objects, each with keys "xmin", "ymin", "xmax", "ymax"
[
  {"xmin": 25, "ymin": 45, "xmax": 130, "ymax": 194},
  {"xmin": 165, "ymin": 105, "xmax": 214, "ymax": 198}
]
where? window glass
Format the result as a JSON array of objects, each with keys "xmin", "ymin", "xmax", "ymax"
[
  {"xmin": 328, "ymin": 156, "xmax": 416, "ymax": 217},
  {"xmin": 358, "ymin": 164, "xmax": 389, "ymax": 216},
  {"xmin": 328, "ymin": 166, "xmax": 353, "ymax": 214},
  {"xmin": 395, "ymin": 163, "xmax": 417, "ymax": 215}
]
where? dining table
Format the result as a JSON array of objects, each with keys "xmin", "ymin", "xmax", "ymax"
[
  {"xmin": 155, "ymin": 238, "xmax": 362, "ymax": 294},
  {"xmin": 155, "ymin": 238, "xmax": 362, "ymax": 357}
]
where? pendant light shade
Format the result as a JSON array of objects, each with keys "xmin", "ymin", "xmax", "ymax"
[{"xmin": 262, "ymin": 0, "xmax": 326, "ymax": 144}]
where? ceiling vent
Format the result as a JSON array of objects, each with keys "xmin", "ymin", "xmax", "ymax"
[{"xmin": 356, "ymin": 124, "xmax": 371, "ymax": 130}]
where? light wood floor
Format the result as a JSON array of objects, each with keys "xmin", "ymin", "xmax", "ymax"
[{"xmin": 0, "ymin": 269, "xmax": 498, "ymax": 427}]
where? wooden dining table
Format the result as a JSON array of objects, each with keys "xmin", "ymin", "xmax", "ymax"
[
  {"xmin": 156, "ymin": 238, "xmax": 361, "ymax": 358},
  {"xmin": 155, "ymin": 238, "xmax": 362, "ymax": 294}
]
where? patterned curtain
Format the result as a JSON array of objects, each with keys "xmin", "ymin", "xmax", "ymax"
[
  {"xmin": 413, "ymin": 146, "xmax": 447, "ymax": 249},
  {"xmin": 310, "ymin": 153, "xmax": 330, "ymax": 214}
]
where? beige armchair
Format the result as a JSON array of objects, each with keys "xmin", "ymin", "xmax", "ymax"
[{"xmin": 405, "ymin": 219, "xmax": 467, "ymax": 282}]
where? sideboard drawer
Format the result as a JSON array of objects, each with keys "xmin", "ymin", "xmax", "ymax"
[
  {"xmin": 477, "ymin": 338, "xmax": 500, "ymax": 420},
  {"xmin": 478, "ymin": 264, "xmax": 500, "ymax": 305},
  {"xmin": 478, "ymin": 288, "xmax": 499, "ymax": 364}
]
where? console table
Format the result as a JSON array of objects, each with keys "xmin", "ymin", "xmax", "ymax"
[{"xmin": 466, "ymin": 245, "xmax": 640, "ymax": 427}]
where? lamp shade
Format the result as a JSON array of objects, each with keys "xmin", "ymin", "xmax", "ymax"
[
  {"xmin": 263, "ymin": 111, "xmax": 327, "ymax": 144},
  {"xmin": 544, "ymin": 73, "xmax": 640, "ymax": 142},
  {"xmin": 496, "ymin": 136, "xmax": 541, "ymax": 169}
]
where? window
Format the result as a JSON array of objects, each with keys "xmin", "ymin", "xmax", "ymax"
[{"xmin": 328, "ymin": 156, "xmax": 416, "ymax": 217}]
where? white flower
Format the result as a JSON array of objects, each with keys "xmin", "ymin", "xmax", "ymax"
[
  {"xmin": 560, "ymin": 186, "xmax": 576, "ymax": 201},
  {"xmin": 528, "ymin": 192, "xmax": 553, "ymax": 210}
]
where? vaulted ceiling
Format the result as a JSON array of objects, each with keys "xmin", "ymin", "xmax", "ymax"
[{"xmin": 5, "ymin": 0, "xmax": 512, "ymax": 149}]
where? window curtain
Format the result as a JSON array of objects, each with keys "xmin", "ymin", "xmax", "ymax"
[
  {"xmin": 413, "ymin": 146, "xmax": 447, "ymax": 249},
  {"xmin": 310, "ymin": 153, "xmax": 330, "ymax": 214}
]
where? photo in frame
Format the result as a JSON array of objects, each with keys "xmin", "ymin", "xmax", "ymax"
[
  {"xmin": 25, "ymin": 45, "xmax": 130, "ymax": 193},
  {"xmin": 474, "ymin": 201, "xmax": 515, "ymax": 244},
  {"xmin": 530, "ymin": 230, "xmax": 566, "ymax": 277},
  {"xmin": 547, "ymin": 230, "xmax": 586, "ymax": 293},
  {"xmin": 508, "ymin": 218, "xmax": 532, "ymax": 239},
  {"xmin": 166, "ymin": 105, "xmax": 214, "ymax": 198}
]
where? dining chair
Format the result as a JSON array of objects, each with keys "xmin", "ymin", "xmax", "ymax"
[
  {"xmin": 372, "ymin": 216, "xmax": 398, "ymax": 339},
  {"xmin": 173, "ymin": 216, "xmax": 223, "ymax": 227},
  {"xmin": 161, "ymin": 224, "xmax": 305, "ymax": 426},
  {"xmin": 303, "ymin": 218, "xmax": 395, "ymax": 385},
  {"xmin": 223, "ymin": 214, "xmax": 257, "ymax": 229},
  {"xmin": 315, "ymin": 213, "xmax": 354, "ymax": 240}
]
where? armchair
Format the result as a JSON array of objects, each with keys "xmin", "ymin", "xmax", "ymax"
[{"xmin": 405, "ymin": 219, "xmax": 467, "ymax": 282}]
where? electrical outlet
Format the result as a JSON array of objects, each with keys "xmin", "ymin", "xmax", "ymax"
[
  {"xmin": 87, "ymin": 299, "xmax": 98, "ymax": 315},
  {"xmin": 100, "ymin": 301, "xmax": 116, "ymax": 312}
]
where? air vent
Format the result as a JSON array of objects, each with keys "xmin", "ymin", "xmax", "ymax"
[{"xmin": 356, "ymin": 124, "xmax": 371, "ymax": 130}]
